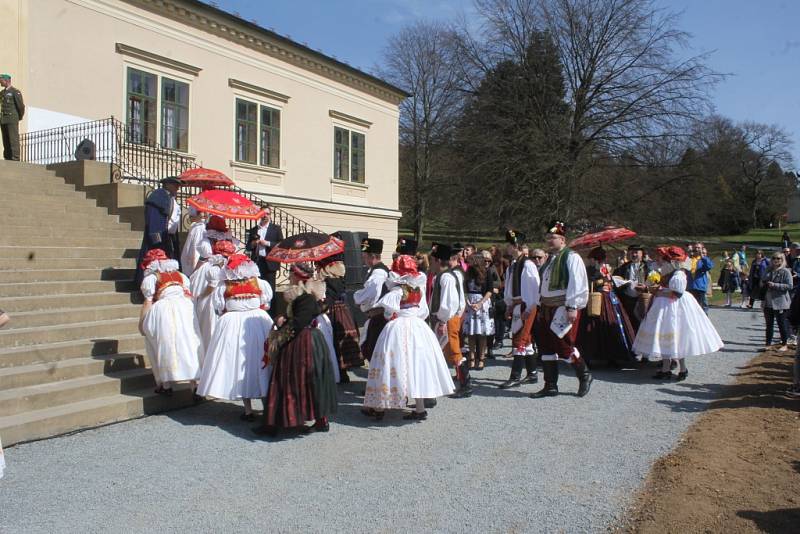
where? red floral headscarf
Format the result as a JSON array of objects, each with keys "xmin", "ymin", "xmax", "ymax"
[
  {"xmin": 225, "ymin": 253, "xmax": 250, "ymax": 271},
  {"xmin": 206, "ymin": 215, "xmax": 228, "ymax": 232},
  {"xmin": 392, "ymin": 254, "xmax": 419, "ymax": 276},
  {"xmin": 140, "ymin": 248, "xmax": 168, "ymax": 270},
  {"xmin": 212, "ymin": 240, "xmax": 236, "ymax": 257}
]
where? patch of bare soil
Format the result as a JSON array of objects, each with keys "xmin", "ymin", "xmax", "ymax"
[{"xmin": 617, "ymin": 350, "xmax": 800, "ymax": 533}]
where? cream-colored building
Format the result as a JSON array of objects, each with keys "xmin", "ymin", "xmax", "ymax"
[{"xmin": 0, "ymin": 0, "xmax": 405, "ymax": 244}]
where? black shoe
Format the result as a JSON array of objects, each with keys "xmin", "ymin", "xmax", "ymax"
[
  {"xmin": 339, "ymin": 371, "xmax": 351, "ymax": 384},
  {"xmin": 492, "ymin": 341, "xmax": 503, "ymax": 350},
  {"xmin": 529, "ymin": 384, "xmax": 558, "ymax": 398},
  {"xmin": 304, "ymin": 420, "xmax": 330, "ymax": 433},
  {"xmin": 423, "ymin": 398, "xmax": 437, "ymax": 409},
  {"xmin": 253, "ymin": 425, "xmax": 278, "ymax": 437},
  {"xmin": 675, "ymin": 370, "xmax": 688, "ymax": 382},
  {"xmin": 240, "ymin": 412, "xmax": 256, "ymax": 422},
  {"xmin": 403, "ymin": 411, "xmax": 428, "ymax": 421},
  {"xmin": 450, "ymin": 385, "xmax": 473, "ymax": 398},
  {"xmin": 652, "ymin": 371, "xmax": 674, "ymax": 380},
  {"xmin": 498, "ymin": 377, "xmax": 522, "ymax": 389},
  {"xmin": 154, "ymin": 386, "xmax": 173, "ymax": 397},
  {"xmin": 577, "ymin": 373, "xmax": 593, "ymax": 397},
  {"xmin": 521, "ymin": 372, "xmax": 539, "ymax": 384},
  {"xmin": 670, "ymin": 360, "xmax": 678, "ymax": 371}
]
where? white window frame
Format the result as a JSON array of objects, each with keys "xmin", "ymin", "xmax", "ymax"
[{"xmin": 232, "ymin": 95, "xmax": 283, "ymax": 170}]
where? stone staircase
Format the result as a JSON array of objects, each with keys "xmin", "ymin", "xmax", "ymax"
[{"xmin": 0, "ymin": 161, "xmax": 193, "ymax": 446}]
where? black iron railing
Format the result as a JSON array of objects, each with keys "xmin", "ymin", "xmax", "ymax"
[{"xmin": 20, "ymin": 117, "xmax": 322, "ymax": 243}]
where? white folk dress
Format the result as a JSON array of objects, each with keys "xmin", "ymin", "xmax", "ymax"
[
  {"xmin": 197, "ymin": 277, "xmax": 274, "ymax": 400},
  {"xmin": 633, "ymin": 270, "xmax": 723, "ymax": 359},
  {"xmin": 140, "ymin": 261, "xmax": 203, "ymax": 386},
  {"xmin": 190, "ymin": 253, "xmax": 226, "ymax": 355},
  {"xmin": 364, "ymin": 273, "xmax": 455, "ymax": 409},
  {"xmin": 181, "ymin": 221, "xmax": 206, "ymax": 277}
]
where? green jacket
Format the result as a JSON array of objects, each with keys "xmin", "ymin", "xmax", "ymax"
[{"xmin": 1, "ymin": 86, "xmax": 24, "ymax": 124}]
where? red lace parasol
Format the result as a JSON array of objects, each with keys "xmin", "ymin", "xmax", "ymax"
[
  {"xmin": 187, "ymin": 189, "xmax": 266, "ymax": 220},
  {"xmin": 569, "ymin": 226, "xmax": 637, "ymax": 248},
  {"xmin": 179, "ymin": 168, "xmax": 235, "ymax": 189},
  {"xmin": 266, "ymin": 232, "xmax": 345, "ymax": 263}
]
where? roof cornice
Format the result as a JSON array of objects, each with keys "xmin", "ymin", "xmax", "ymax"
[{"xmin": 123, "ymin": 0, "xmax": 410, "ymax": 105}]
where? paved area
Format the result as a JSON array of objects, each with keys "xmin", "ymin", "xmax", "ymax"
[{"xmin": 0, "ymin": 307, "xmax": 765, "ymax": 533}]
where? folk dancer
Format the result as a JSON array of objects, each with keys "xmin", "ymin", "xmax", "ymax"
[
  {"xmin": 256, "ymin": 292, "xmax": 338, "ymax": 436},
  {"xmin": 429, "ymin": 244, "xmax": 470, "ymax": 397},
  {"xmin": 180, "ymin": 206, "xmax": 206, "ymax": 277},
  {"xmin": 190, "ymin": 239, "xmax": 235, "ymax": 354},
  {"xmin": 530, "ymin": 222, "xmax": 593, "ymax": 398},
  {"xmin": 197, "ymin": 254, "xmax": 274, "ymax": 421},
  {"xmin": 633, "ymin": 246, "xmax": 723, "ymax": 381},
  {"xmin": 499, "ymin": 229, "xmax": 541, "ymax": 389},
  {"xmin": 362, "ymin": 255, "xmax": 455, "ymax": 420},
  {"xmin": 353, "ymin": 238, "xmax": 389, "ymax": 361},
  {"xmin": 138, "ymin": 248, "xmax": 202, "ymax": 397}
]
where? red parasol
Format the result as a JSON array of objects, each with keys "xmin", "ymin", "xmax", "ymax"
[
  {"xmin": 179, "ymin": 167, "xmax": 235, "ymax": 189},
  {"xmin": 569, "ymin": 226, "xmax": 637, "ymax": 248},
  {"xmin": 266, "ymin": 232, "xmax": 345, "ymax": 263},
  {"xmin": 187, "ymin": 189, "xmax": 266, "ymax": 220}
]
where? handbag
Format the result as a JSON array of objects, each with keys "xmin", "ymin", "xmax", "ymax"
[{"xmin": 587, "ymin": 290, "xmax": 602, "ymax": 317}]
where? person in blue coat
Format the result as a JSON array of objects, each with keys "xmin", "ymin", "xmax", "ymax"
[
  {"xmin": 135, "ymin": 177, "xmax": 183, "ymax": 285},
  {"xmin": 688, "ymin": 242, "xmax": 714, "ymax": 314}
]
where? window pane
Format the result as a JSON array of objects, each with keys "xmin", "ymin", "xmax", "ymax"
[
  {"xmin": 260, "ymin": 106, "xmax": 280, "ymax": 168},
  {"xmin": 235, "ymin": 98, "xmax": 258, "ymax": 164},
  {"xmin": 333, "ymin": 127, "xmax": 349, "ymax": 180},
  {"xmin": 161, "ymin": 78, "xmax": 189, "ymax": 151},
  {"xmin": 351, "ymin": 132, "xmax": 365, "ymax": 183},
  {"xmin": 126, "ymin": 68, "xmax": 157, "ymax": 144}
]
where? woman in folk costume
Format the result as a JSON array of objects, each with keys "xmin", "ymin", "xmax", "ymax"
[
  {"xmin": 576, "ymin": 247, "xmax": 637, "ymax": 368},
  {"xmin": 362, "ymin": 255, "xmax": 455, "ymax": 421},
  {"xmin": 256, "ymin": 292, "xmax": 338, "ymax": 436},
  {"xmin": 139, "ymin": 248, "xmax": 202, "ymax": 396},
  {"xmin": 197, "ymin": 254, "xmax": 274, "ymax": 421},
  {"xmin": 316, "ymin": 252, "xmax": 363, "ymax": 382},
  {"xmin": 180, "ymin": 206, "xmax": 206, "ymax": 277},
  {"xmin": 189, "ymin": 239, "xmax": 236, "ymax": 354},
  {"xmin": 633, "ymin": 246, "xmax": 723, "ymax": 381}
]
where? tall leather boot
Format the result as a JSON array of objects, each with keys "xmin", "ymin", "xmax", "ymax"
[
  {"xmin": 522, "ymin": 352, "xmax": 539, "ymax": 384},
  {"xmin": 498, "ymin": 355, "xmax": 525, "ymax": 389},
  {"xmin": 450, "ymin": 360, "xmax": 473, "ymax": 398},
  {"xmin": 530, "ymin": 360, "xmax": 559, "ymax": 398},
  {"xmin": 574, "ymin": 358, "xmax": 594, "ymax": 397}
]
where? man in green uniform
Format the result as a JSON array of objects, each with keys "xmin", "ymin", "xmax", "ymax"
[{"xmin": 0, "ymin": 74, "xmax": 25, "ymax": 161}]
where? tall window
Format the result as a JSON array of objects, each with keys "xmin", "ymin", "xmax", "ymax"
[
  {"xmin": 161, "ymin": 78, "xmax": 189, "ymax": 151},
  {"xmin": 333, "ymin": 127, "xmax": 365, "ymax": 183},
  {"xmin": 235, "ymin": 98, "xmax": 281, "ymax": 168},
  {"xmin": 126, "ymin": 68, "xmax": 157, "ymax": 144}
]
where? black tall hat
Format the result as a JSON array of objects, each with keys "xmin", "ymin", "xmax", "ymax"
[
  {"xmin": 431, "ymin": 243, "xmax": 454, "ymax": 262},
  {"xmin": 361, "ymin": 237, "xmax": 384, "ymax": 254},
  {"xmin": 505, "ymin": 229, "xmax": 525, "ymax": 245},
  {"xmin": 396, "ymin": 237, "xmax": 418, "ymax": 255}
]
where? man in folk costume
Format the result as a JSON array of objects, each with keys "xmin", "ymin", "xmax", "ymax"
[
  {"xmin": 530, "ymin": 222, "xmax": 593, "ymax": 398},
  {"xmin": 180, "ymin": 206, "xmax": 206, "ymax": 277},
  {"xmin": 138, "ymin": 248, "xmax": 202, "ymax": 397},
  {"xmin": 430, "ymin": 244, "xmax": 470, "ymax": 397},
  {"xmin": 612, "ymin": 244, "xmax": 651, "ymax": 331},
  {"xmin": 499, "ymin": 229, "xmax": 541, "ymax": 389},
  {"xmin": 190, "ymin": 239, "xmax": 236, "ymax": 354},
  {"xmin": 135, "ymin": 177, "xmax": 183, "ymax": 285},
  {"xmin": 353, "ymin": 238, "xmax": 389, "ymax": 361}
]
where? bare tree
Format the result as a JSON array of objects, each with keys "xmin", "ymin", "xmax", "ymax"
[{"xmin": 377, "ymin": 21, "xmax": 462, "ymax": 240}]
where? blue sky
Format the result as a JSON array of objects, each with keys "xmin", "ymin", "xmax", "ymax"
[{"xmin": 213, "ymin": 0, "xmax": 800, "ymax": 167}]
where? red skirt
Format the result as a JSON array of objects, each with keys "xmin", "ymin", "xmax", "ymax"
[
  {"xmin": 330, "ymin": 301, "xmax": 363, "ymax": 368},
  {"xmin": 576, "ymin": 291, "xmax": 636, "ymax": 365}
]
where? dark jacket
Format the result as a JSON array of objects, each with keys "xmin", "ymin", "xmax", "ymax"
[
  {"xmin": 246, "ymin": 222, "xmax": 283, "ymax": 272},
  {"xmin": 0, "ymin": 86, "xmax": 24, "ymax": 124}
]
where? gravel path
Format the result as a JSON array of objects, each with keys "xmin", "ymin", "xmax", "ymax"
[{"xmin": 0, "ymin": 306, "xmax": 764, "ymax": 533}]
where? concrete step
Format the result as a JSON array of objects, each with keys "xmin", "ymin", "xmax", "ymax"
[
  {"xmin": 0, "ymin": 159, "xmax": 69, "ymax": 175},
  {"xmin": 0, "ymin": 334, "xmax": 145, "ymax": 368},
  {"xmin": 8, "ymin": 304, "xmax": 140, "ymax": 329},
  {"xmin": 0, "ymin": 353, "xmax": 148, "ymax": 389},
  {"xmin": 1, "ymin": 185, "xmax": 83, "ymax": 200},
  {"xmin": 0, "ymin": 257, "xmax": 137, "ymax": 271},
  {"xmin": 0, "ymin": 212, "xmax": 125, "ymax": 229},
  {"xmin": 0, "ymin": 385, "xmax": 194, "ymax": 446},
  {"xmin": 0, "ymin": 246, "xmax": 137, "ymax": 259},
  {"xmin": 1, "ymin": 224, "xmax": 134, "ymax": 238},
  {"xmin": 1, "ymin": 179, "xmax": 76, "ymax": 194},
  {"xmin": 2, "ymin": 196, "xmax": 106, "ymax": 214},
  {"xmin": 0, "ymin": 279, "xmax": 133, "ymax": 297},
  {"xmin": 0, "ymin": 368, "xmax": 156, "ymax": 416},
  {"xmin": 0, "ymin": 291, "xmax": 138, "ymax": 313},
  {"xmin": 0, "ymin": 317, "xmax": 140, "ymax": 348},
  {"xmin": 0, "ymin": 234, "xmax": 141, "ymax": 248},
  {"xmin": 0, "ymin": 268, "xmax": 134, "ymax": 283}
]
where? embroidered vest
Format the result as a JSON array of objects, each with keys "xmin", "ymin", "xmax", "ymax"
[
  {"xmin": 224, "ymin": 277, "xmax": 262, "ymax": 300},
  {"xmin": 511, "ymin": 256, "xmax": 533, "ymax": 298},
  {"xmin": 400, "ymin": 285, "xmax": 422, "ymax": 308},
  {"xmin": 367, "ymin": 262, "xmax": 390, "ymax": 300},
  {"xmin": 154, "ymin": 271, "xmax": 185, "ymax": 301}
]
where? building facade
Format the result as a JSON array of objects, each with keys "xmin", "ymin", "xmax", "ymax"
[{"xmin": 0, "ymin": 0, "xmax": 405, "ymax": 244}]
